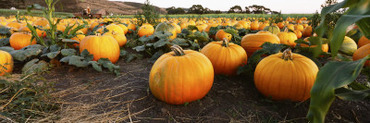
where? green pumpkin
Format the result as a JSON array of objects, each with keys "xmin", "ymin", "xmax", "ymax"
[
  {"xmin": 339, "ymin": 36, "xmax": 358, "ymax": 55},
  {"xmin": 263, "ymin": 26, "xmax": 280, "ymax": 34}
]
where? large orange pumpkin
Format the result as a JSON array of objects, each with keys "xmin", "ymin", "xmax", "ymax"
[
  {"xmin": 9, "ymin": 32, "xmax": 37, "ymax": 50},
  {"xmin": 0, "ymin": 50, "xmax": 13, "ymax": 76},
  {"xmin": 254, "ymin": 49, "xmax": 319, "ymax": 101},
  {"xmin": 201, "ymin": 39, "xmax": 247, "ymax": 75},
  {"xmin": 241, "ymin": 31, "xmax": 280, "ymax": 56},
  {"xmin": 215, "ymin": 29, "xmax": 232, "ymax": 41},
  {"xmin": 149, "ymin": 45, "xmax": 214, "ymax": 105},
  {"xmin": 79, "ymin": 34, "xmax": 120, "ymax": 63},
  {"xmin": 353, "ymin": 43, "xmax": 370, "ymax": 67},
  {"xmin": 106, "ymin": 24, "xmax": 124, "ymax": 34},
  {"xmin": 358, "ymin": 36, "xmax": 370, "ymax": 48}
]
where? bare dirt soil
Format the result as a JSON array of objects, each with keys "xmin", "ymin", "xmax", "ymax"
[{"xmin": 43, "ymin": 58, "xmax": 370, "ymax": 122}]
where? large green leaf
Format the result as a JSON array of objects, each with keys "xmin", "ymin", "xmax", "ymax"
[
  {"xmin": 68, "ymin": 55, "xmax": 89, "ymax": 67},
  {"xmin": 335, "ymin": 88, "xmax": 370, "ymax": 101},
  {"xmin": 22, "ymin": 59, "xmax": 49, "ymax": 75},
  {"xmin": 10, "ymin": 45, "xmax": 44, "ymax": 61},
  {"xmin": 153, "ymin": 39, "xmax": 169, "ymax": 49},
  {"xmin": 0, "ymin": 46, "xmax": 14, "ymax": 52},
  {"xmin": 307, "ymin": 55, "xmax": 369, "ymax": 123},
  {"xmin": 61, "ymin": 49, "xmax": 77, "ymax": 56}
]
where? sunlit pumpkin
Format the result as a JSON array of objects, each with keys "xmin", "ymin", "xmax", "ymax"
[
  {"xmin": 250, "ymin": 21, "xmax": 259, "ymax": 31},
  {"xmin": 0, "ymin": 50, "xmax": 13, "ymax": 76},
  {"xmin": 79, "ymin": 34, "xmax": 120, "ymax": 63},
  {"xmin": 254, "ymin": 49, "xmax": 319, "ymax": 101},
  {"xmin": 138, "ymin": 23, "xmax": 154, "ymax": 37},
  {"xmin": 118, "ymin": 24, "xmax": 129, "ymax": 34},
  {"xmin": 215, "ymin": 29, "xmax": 232, "ymax": 41},
  {"xmin": 9, "ymin": 32, "xmax": 37, "ymax": 50},
  {"xmin": 201, "ymin": 39, "xmax": 247, "ymax": 75},
  {"xmin": 353, "ymin": 43, "xmax": 370, "ymax": 67},
  {"xmin": 277, "ymin": 31, "xmax": 298, "ymax": 47},
  {"xmin": 149, "ymin": 45, "xmax": 214, "ymax": 105},
  {"xmin": 127, "ymin": 23, "xmax": 136, "ymax": 33},
  {"xmin": 263, "ymin": 26, "xmax": 280, "ymax": 34},
  {"xmin": 106, "ymin": 24, "xmax": 124, "ymax": 34},
  {"xmin": 339, "ymin": 36, "xmax": 357, "ymax": 55},
  {"xmin": 104, "ymin": 31, "xmax": 127, "ymax": 47},
  {"xmin": 294, "ymin": 30, "xmax": 302, "ymax": 39},
  {"xmin": 241, "ymin": 31, "xmax": 280, "ymax": 56},
  {"xmin": 71, "ymin": 30, "xmax": 86, "ymax": 47}
]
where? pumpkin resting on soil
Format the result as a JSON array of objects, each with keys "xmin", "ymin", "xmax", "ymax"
[
  {"xmin": 201, "ymin": 39, "xmax": 247, "ymax": 75},
  {"xmin": 0, "ymin": 50, "xmax": 13, "ymax": 76},
  {"xmin": 9, "ymin": 32, "xmax": 37, "ymax": 50},
  {"xmin": 254, "ymin": 49, "xmax": 319, "ymax": 101},
  {"xmin": 149, "ymin": 45, "xmax": 214, "ymax": 105},
  {"xmin": 241, "ymin": 31, "xmax": 280, "ymax": 56},
  {"xmin": 79, "ymin": 34, "xmax": 120, "ymax": 63}
]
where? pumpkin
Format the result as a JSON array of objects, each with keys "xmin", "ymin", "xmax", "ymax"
[
  {"xmin": 353, "ymin": 43, "xmax": 370, "ymax": 67},
  {"xmin": 0, "ymin": 50, "xmax": 13, "ymax": 76},
  {"xmin": 263, "ymin": 26, "xmax": 280, "ymax": 34},
  {"xmin": 196, "ymin": 24, "xmax": 208, "ymax": 32},
  {"xmin": 149, "ymin": 45, "xmax": 214, "ymax": 105},
  {"xmin": 241, "ymin": 31, "xmax": 280, "ymax": 56},
  {"xmin": 294, "ymin": 24, "xmax": 304, "ymax": 32},
  {"xmin": 302, "ymin": 26, "xmax": 312, "ymax": 37},
  {"xmin": 250, "ymin": 21, "xmax": 259, "ymax": 31},
  {"xmin": 34, "ymin": 18, "xmax": 49, "ymax": 27},
  {"xmin": 294, "ymin": 30, "xmax": 302, "ymax": 39},
  {"xmin": 106, "ymin": 24, "xmax": 124, "ymax": 34},
  {"xmin": 71, "ymin": 30, "xmax": 86, "ymax": 47},
  {"xmin": 171, "ymin": 23, "xmax": 181, "ymax": 33},
  {"xmin": 300, "ymin": 37, "xmax": 329, "ymax": 52},
  {"xmin": 358, "ymin": 36, "xmax": 370, "ymax": 48},
  {"xmin": 79, "ymin": 34, "xmax": 120, "ymax": 63},
  {"xmin": 127, "ymin": 23, "xmax": 136, "ymax": 33},
  {"xmin": 277, "ymin": 31, "xmax": 298, "ymax": 47},
  {"xmin": 118, "ymin": 24, "xmax": 129, "ymax": 34},
  {"xmin": 258, "ymin": 23, "xmax": 269, "ymax": 30},
  {"xmin": 254, "ymin": 49, "xmax": 319, "ymax": 101},
  {"xmin": 201, "ymin": 39, "xmax": 247, "ymax": 75},
  {"xmin": 237, "ymin": 20, "xmax": 250, "ymax": 29},
  {"xmin": 138, "ymin": 23, "xmax": 154, "ymax": 37},
  {"xmin": 277, "ymin": 22, "xmax": 284, "ymax": 29},
  {"xmin": 287, "ymin": 24, "xmax": 295, "ymax": 30},
  {"xmin": 339, "ymin": 36, "xmax": 357, "ymax": 55},
  {"xmin": 215, "ymin": 29, "xmax": 232, "ymax": 41},
  {"xmin": 6, "ymin": 21, "xmax": 22, "ymax": 31},
  {"xmin": 9, "ymin": 32, "xmax": 37, "ymax": 50},
  {"xmin": 104, "ymin": 31, "xmax": 127, "ymax": 47},
  {"xmin": 155, "ymin": 22, "xmax": 177, "ymax": 40}
]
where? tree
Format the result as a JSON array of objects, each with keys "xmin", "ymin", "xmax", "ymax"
[
  {"xmin": 188, "ymin": 4, "xmax": 205, "ymax": 14},
  {"xmin": 134, "ymin": 0, "xmax": 159, "ymax": 25},
  {"xmin": 166, "ymin": 6, "xmax": 185, "ymax": 14},
  {"xmin": 228, "ymin": 5, "xmax": 242, "ymax": 13},
  {"xmin": 245, "ymin": 6, "xmax": 251, "ymax": 14},
  {"xmin": 248, "ymin": 5, "xmax": 271, "ymax": 14}
]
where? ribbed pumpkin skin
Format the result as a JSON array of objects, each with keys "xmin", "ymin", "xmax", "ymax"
[
  {"xmin": 149, "ymin": 50, "xmax": 214, "ymax": 105},
  {"xmin": 0, "ymin": 50, "xmax": 13, "ymax": 76},
  {"xmin": 277, "ymin": 32, "xmax": 298, "ymax": 47},
  {"xmin": 353, "ymin": 43, "xmax": 370, "ymax": 67},
  {"xmin": 106, "ymin": 24, "xmax": 124, "ymax": 34},
  {"xmin": 79, "ymin": 35, "xmax": 120, "ymax": 63},
  {"xmin": 201, "ymin": 41, "xmax": 247, "ymax": 75},
  {"xmin": 254, "ymin": 52, "xmax": 319, "ymax": 101},
  {"xmin": 339, "ymin": 36, "xmax": 357, "ymax": 55},
  {"xmin": 138, "ymin": 24, "xmax": 154, "ymax": 37},
  {"xmin": 9, "ymin": 32, "xmax": 37, "ymax": 50},
  {"xmin": 215, "ymin": 30, "xmax": 232, "ymax": 41},
  {"xmin": 241, "ymin": 32, "xmax": 280, "ymax": 56}
]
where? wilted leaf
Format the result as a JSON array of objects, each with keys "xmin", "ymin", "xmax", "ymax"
[{"xmin": 22, "ymin": 59, "xmax": 49, "ymax": 75}]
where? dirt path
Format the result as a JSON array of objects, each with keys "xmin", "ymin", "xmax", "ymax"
[{"xmin": 44, "ymin": 58, "xmax": 370, "ymax": 122}]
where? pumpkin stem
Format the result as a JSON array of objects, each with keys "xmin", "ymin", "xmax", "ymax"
[
  {"xmin": 281, "ymin": 48, "xmax": 293, "ymax": 60},
  {"xmin": 222, "ymin": 38, "xmax": 229, "ymax": 47},
  {"xmin": 171, "ymin": 45, "xmax": 185, "ymax": 56}
]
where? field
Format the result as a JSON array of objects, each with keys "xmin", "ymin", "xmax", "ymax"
[
  {"xmin": 0, "ymin": 0, "xmax": 369, "ymax": 122},
  {"xmin": 0, "ymin": 9, "xmax": 74, "ymax": 18}
]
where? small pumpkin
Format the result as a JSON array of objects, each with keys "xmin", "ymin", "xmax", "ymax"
[
  {"xmin": 277, "ymin": 30, "xmax": 298, "ymax": 47},
  {"xmin": 339, "ymin": 36, "xmax": 357, "ymax": 55},
  {"xmin": 277, "ymin": 22, "xmax": 284, "ymax": 29},
  {"xmin": 302, "ymin": 26, "xmax": 313, "ymax": 37},
  {"xmin": 294, "ymin": 30, "xmax": 302, "ymax": 39},
  {"xmin": 9, "ymin": 32, "xmax": 37, "ymax": 50},
  {"xmin": 104, "ymin": 31, "xmax": 127, "ymax": 47},
  {"xmin": 358, "ymin": 36, "xmax": 370, "ymax": 48},
  {"xmin": 71, "ymin": 30, "xmax": 86, "ymax": 47},
  {"xmin": 201, "ymin": 39, "xmax": 247, "ymax": 75},
  {"xmin": 353, "ymin": 43, "xmax": 370, "ymax": 67},
  {"xmin": 254, "ymin": 49, "xmax": 319, "ymax": 101},
  {"xmin": 118, "ymin": 24, "xmax": 129, "ymax": 34},
  {"xmin": 127, "ymin": 23, "xmax": 136, "ymax": 33},
  {"xmin": 79, "ymin": 34, "xmax": 120, "ymax": 63},
  {"xmin": 241, "ymin": 31, "xmax": 280, "ymax": 56},
  {"xmin": 215, "ymin": 29, "xmax": 232, "ymax": 41},
  {"xmin": 138, "ymin": 23, "xmax": 154, "ymax": 37},
  {"xmin": 106, "ymin": 24, "xmax": 124, "ymax": 34},
  {"xmin": 263, "ymin": 26, "xmax": 280, "ymax": 34},
  {"xmin": 149, "ymin": 45, "xmax": 214, "ymax": 105},
  {"xmin": 0, "ymin": 50, "xmax": 13, "ymax": 76},
  {"xmin": 250, "ymin": 21, "xmax": 259, "ymax": 31}
]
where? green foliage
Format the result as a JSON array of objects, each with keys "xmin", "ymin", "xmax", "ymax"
[
  {"xmin": 0, "ymin": 75, "xmax": 59, "ymax": 122},
  {"xmin": 307, "ymin": 0, "xmax": 370, "ymax": 122},
  {"xmin": 134, "ymin": 0, "xmax": 160, "ymax": 25}
]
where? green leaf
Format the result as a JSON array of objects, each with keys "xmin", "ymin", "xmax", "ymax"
[
  {"xmin": 356, "ymin": 18, "xmax": 370, "ymax": 38},
  {"xmin": 61, "ymin": 49, "xmax": 77, "ymax": 56},
  {"xmin": 60, "ymin": 56, "xmax": 70, "ymax": 63},
  {"xmin": 0, "ymin": 46, "xmax": 14, "ymax": 52},
  {"xmin": 10, "ymin": 45, "xmax": 44, "ymax": 61},
  {"xmin": 172, "ymin": 38, "xmax": 189, "ymax": 46},
  {"xmin": 80, "ymin": 49, "xmax": 93, "ymax": 61},
  {"xmin": 133, "ymin": 45, "xmax": 146, "ymax": 52},
  {"xmin": 88, "ymin": 61, "xmax": 102, "ymax": 72},
  {"xmin": 153, "ymin": 39, "xmax": 169, "ymax": 49},
  {"xmin": 49, "ymin": 44, "xmax": 61, "ymax": 52},
  {"xmin": 61, "ymin": 39, "xmax": 79, "ymax": 43},
  {"xmin": 335, "ymin": 88, "xmax": 370, "ymax": 101},
  {"xmin": 0, "ymin": 27, "xmax": 11, "ymax": 35},
  {"xmin": 0, "ymin": 38, "xmax": 9, "ymax": 46},
  {"xmin": 138, "ymin": 35, "xmax": 153, "ymax": 43},
  {"xmin": 42, "ymin": 51, "xmax": 60, "ymax": 59},
  {"xmin": 68, "ymin": 55, "xmax": 89, "ymax": 67},
  {"xmin": 307, "ymin": 55, "xmax": 369, "ymax": 123},
  {"xmin": 22, "ymin": 59, "xmax": 49, "ymax": 75}
]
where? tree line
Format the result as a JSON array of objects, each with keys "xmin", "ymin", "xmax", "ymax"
[{"xmin": 166, "ymin": 4, "xmax": 280, "ymax": 14}]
